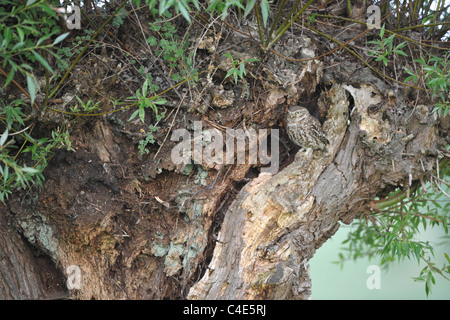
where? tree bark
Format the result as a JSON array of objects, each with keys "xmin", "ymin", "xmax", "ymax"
[
  {"xmin": 0, "ymin": 203, "xmax": 67, "ymax": 299},
  {"xmin": 0, "ymin": 44, "xmax": 447, "ymax": 300},
  {"xmin": 188, "ymin": 81, "xmax": 446, "ymax": 299}
]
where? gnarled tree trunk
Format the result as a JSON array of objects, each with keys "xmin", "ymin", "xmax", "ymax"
[
  {"xmin": 0, "ymin": 32, "xmax": 447, "ymax": 300},
  {"xmin": 188, "ymin": 82, "xmax": 446, "ymax": 299}
]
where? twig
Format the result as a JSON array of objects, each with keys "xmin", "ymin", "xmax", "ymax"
[
  {"xmin": 153, "ymin": 92, "xmax": 187, "ymax": 160},
  {"xmin": 47, "ymin": 0, "xmax": 129, "ymax": 104},
  {"xmin": 7, "ymin": 123, "xmax": 34, "ymax": 136},
  {"xmin": 130, "ymin": 2, "xmax": 183, "ymax": 100},
  {"xmin": 433, "ymin": 176, "xmax": 450, "ymax": 198},
  {"xmin": 0, "ymin": 68, "xmax": 40, "ymax": 111}
]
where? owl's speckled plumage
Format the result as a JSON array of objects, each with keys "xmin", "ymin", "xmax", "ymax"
[{"xmin": 286, "ymin": 106, "xmax": 329, "ymax": 154}]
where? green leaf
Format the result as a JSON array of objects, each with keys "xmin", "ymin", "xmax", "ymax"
[
  {"xmin": 425, "ymin": 271, "xmax": 434, "ymax": 296},
  {"xmin": 413, "ymin": 244, "xmax": 421, "ymax": 263},
  {"xmin": 147, "ymin": 36, "xmax": 157, "ymax": 46},
  {"xmin": 404, "ymin": 74, "xmax": 417, "ymax": 83},
  {"xmin": 396, "ymin": 41, "xmax": 407, "ymax": 49},
  {"xmin": 239, "ymin": 61, "xmax": 246, "ymax": 76},
  {"xmin": 31, "ymin": 50, "xmax": 54, "ymax": 73},
  {"xmin": 53, "ymin": 32, "xmax": 69, "ymax": 45},
  {"xmin": 404, "ymin": 67, "xmax": 415, "ymax": 76},
  {"xmin": 139, "ymin": 106, "xmax": 146, "ymax": 123},
  {"xmin": 12, "ymin": 41, "xmax": 25, "ymax": 51},
  {"xmin": 4, "ymin": 165, "xmax": 9, "ymax": 184},
  {"xmin": 39, "ymin": 3, "xmax": 57, "ymax": 17},
  {"xmin": 17, "ymin": 27, "xmax": 24, "ymax": 42},
  {"xmin": 152, "ymin": 98, "xmax": 167, "ymax": 105},
  {"xmin": 414, "ymin": 56, "xmax": 427, "ymax": 65},
  {"xmin": 159, "ymin": 0, "xmax": 173, "ymax": 16},
  {"xmin": 128, "ymin": 109, "xmax": 139, "ymax": 122},
  {"xmin": 142, "ymin": 78, "xmax": 148, "ymax": 97},
  {"xmin": 224, "ymin": 51, "xmax": 234, "ymax": 62},
  {"xmin": 0, "ymin": 129, "xmax": 8, "ymax": 147},
  {"xmin": 224, "ymin": 68, "xmax": 236, "ymax": 81},
  {"xmin": 394, "ymin": 49, "xmax": 408, "ymax": 56},
  {"xmin": 177, "ymin": 0, "xmax": 191, "ymax": 22},
  {"xmin": 244, "ymin": 0, "xmax": 256, "ymax": 17},
  {"xmin": 26, "ymin": 73, "xmax": 37, "ymax": 106},
  {"xmin": 26, "ymin": 0, "xmax": 38, "ymax": 6},
  {"xmin": 23, "ymin": 131, "xmax": 36, "ymax": 143},
  {"xmin": 4, "ymin": 28, "xmax": 11, "ymax": 48},
  {"xmin": 260, "ymin": 0, "xmax": 269, "ymax": 28},
  {"xmin": 21, "ymin": 167, "xmax": 39, "ymax": 174},
  {"xmin": 206, "ymin": 0, "xmax": 224, "ymax": 15},
  {"xmin": 193, "ymin": 0, "xmax": 200, "ymax": 10},
  {"xmin": 37, "ymin": 32, "xmax": 55, "ymax": 46},
  {"xmin": 379, "ymin": 23, "xmax": 385, "ymax": 38},
  {"xmin": 386, "ymin": 34, "xmax": 395, "ymax": 51},
  {"xmin": 20, "ymin": 63, "xmax": 33, "ymax": 71},
  {"xmin": 4, "ymin": 67, "xmax": 15, "ymax": 88}
]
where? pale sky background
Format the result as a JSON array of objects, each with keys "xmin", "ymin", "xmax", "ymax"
[
  {"xmin": 309, "ymin": 0, "xmax": 450, "ymax": 296},
  {"xmin": 310, "ymin": 198, "xmax": 450, "ymax": 300}
]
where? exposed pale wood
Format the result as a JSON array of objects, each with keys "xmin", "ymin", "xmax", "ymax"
[{"xmin": 188, "ymin": 83, "xmax": 445, "ymax": 299}]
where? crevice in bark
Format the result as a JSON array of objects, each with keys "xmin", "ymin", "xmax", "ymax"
[{"xmin": 0, "ymin": 206, "xmax": 67, "ymax": 300}]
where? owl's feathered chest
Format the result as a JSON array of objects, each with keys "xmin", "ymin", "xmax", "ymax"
[{"xmin": 286, "ymin": 108, "xmax": 329, "ymax": 150}]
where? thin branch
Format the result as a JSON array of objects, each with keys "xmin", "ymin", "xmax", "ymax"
[
  {"xmin": 433, "ymin": 177, "xmax": 450, "ymax": 199},
  {"xmin": 45, "ymin": 0, "xmax": 130, "ymax": 107},
  {"xmin": 0, "ymin": 68, "xmax": 40, "ymax": 111},
  {"xmin": 7, "ymin": 123, "xmax": 34, "ymax": 136},
  {"xmin": 370, "ymin": 184, "xmax": 421, "ymax": 211},
  {"xmin": 421, "ymin": 255, "xmax": 450, "ymax": 282},
  {"xmin": 306, "ymin": 25, "xmax": 431, "ymax": 91},
  {"xmin": 254, "ymin": 1, "xmax": 265, "ymax": 48},
  {"xmin": 153, "ymin": 92, "xmax": 187, "ymax": 160},
  {"xmin": 266, "ymin": 0, "xmax": 315, "ymax": 50},
  {"xmin": 266, "ymin": 0, "xmax": 288, "ymax": 44}
]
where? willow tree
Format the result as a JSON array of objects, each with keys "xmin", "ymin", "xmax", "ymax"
[{"xmin": 0, "ymin": 0, "xmax": 448, "ymax": 299}]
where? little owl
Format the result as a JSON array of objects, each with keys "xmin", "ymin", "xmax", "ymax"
[{"xmin": 286, "ymin": 106, "xmax": 329, "ymax": 157}]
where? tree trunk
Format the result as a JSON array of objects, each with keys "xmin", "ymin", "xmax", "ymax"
[
  {"xmin": 0, "ymin": 37, "xmax": 447, "ymax": 299},
  {"xmin": 0, "ymin": 203, "xmax": 67, "ymax": 299},
  {"xmin": 188, "ymin": 82, "xmax": 446, "ymax": 299}
]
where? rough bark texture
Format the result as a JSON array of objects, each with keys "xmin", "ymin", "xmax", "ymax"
[
  {"xmin": 0, "ymin": 20, "xmax": 448, "ymax": 300},
  {"xmin": 0, "ymin": 204, "xmax": 67, "ymax": 299},
  {"xmin": 188, "ymin": 82, "xmax": 446, "ymax": 299}
]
